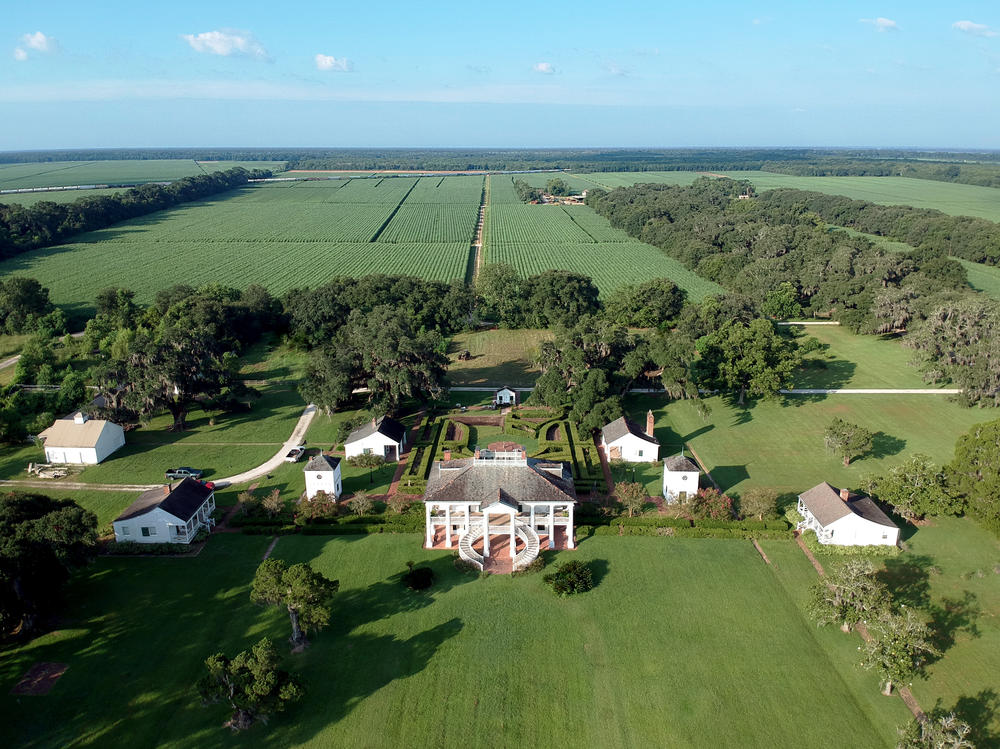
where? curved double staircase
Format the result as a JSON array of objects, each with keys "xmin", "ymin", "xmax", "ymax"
[{"xmin": 457, "ymin": 522, "xmax": 540, "ymax": 572}]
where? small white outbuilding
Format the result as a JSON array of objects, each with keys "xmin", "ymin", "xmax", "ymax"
[
  {"xmin": 494, "ymin": 386, "xmax": 518, "ymax": 406},
  {"xmin": 304, "ymin": 454, "xmax": 343, "ymax": 500},
  {"xmin": 600, "ymin": 411, "xmax": 660, "ymax": 463},
  {"xmin": 38, "ymin": 412, "xmax": 125, "ymax": 465},
  {"xmin": 797, "ymin": 482, "xmax": 900, "ymax": 547},
  {"xmin": 663, "ymin": 454, "xmax": 700, "ymax": 503},
  {"xmin": 344, "ymin": 416, "xmax": 407, "ymax": 462},
  {"xmin": 112, "ymin": 478, "xmax": 216, "ymax": 544}
]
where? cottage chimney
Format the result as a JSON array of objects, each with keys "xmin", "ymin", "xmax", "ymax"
[
  {"xmin": 840, "ymin": 488, "xmax": 850, "ymax": 502},
  {"xmin": 443, "ymin": 449, "xmax": 451, "ymax": 462},
  {"xmin": 646, "ymin": 410, "xmax": 655, "ymax": 438},
  {"xmin": 474, "ymin": 447, "xmax": 481, "ymax": 459},
  {"xmin": 371, "ymin": 416, "xmax": 377, "ymax": 429},
  {"xmin": 73, "ymin": 412, "xmax": 88, "ymax": 425}
]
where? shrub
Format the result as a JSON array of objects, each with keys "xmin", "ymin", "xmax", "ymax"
[
  {"xmin": 453, "ymin": 555, "xmax": 479, "ymax": 575},
  {"xmin": 104, "ymin": 541, "xmax": 198, "ymax": 555},
  {"xmin": 513, "ymin": 556, "xmax": 546, "ymax": 575},
  {"xmin": 687, "ymin": 487, "xmax": 735, "ymax": 520},
  {"xmin": 543, "ymin": 560, "xmax": 594, "ymax": 596},
  {"xmin": 387, "ymin": 496, "xmax": 410, "ymax": 514},
  {"xmin": 349, "ymin": 492, "xmax": 374, "ymax": 516},
  {"xmin": 402, "ymin": 562, "xmax": 435, "ymax": 591},
  {"xmin": 799, "ymin": 529, "xmax": 900, "ymax": 557},
  {"xmin": 261, "ymin": 489, "xmax": 284, "ymax": 518}
]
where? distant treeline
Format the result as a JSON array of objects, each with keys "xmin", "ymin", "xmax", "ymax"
[
  {"xmin": 0, "ymin": 167, "xmax": 269, "ymax": 260},
  {"xmin": 4, "ymin": 148, "xmax": 1000, "ymax": 186},
  {"xmin": 587, "ymin": 179, "xmax": 976, "ymax": 334}
]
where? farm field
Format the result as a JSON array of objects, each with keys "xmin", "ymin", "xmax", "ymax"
[
  {"xmin": 572, "ymin": 171, "xmax": 1000, "ymax": 221},
  {"xmin": 0, "ymin": 534, "xmax": 908, "ymax": 748},
  {"xmin": 485, "ymin": 175, "xmax": 724, "ymax": 299},
  {"xmin": 0, "ymin": 159, "xmax": 287, "ymax": 189},
  {"xmin": 0, "ymin": 187, "xmax": 127, "ymax": 207},
  {"xmin": 0, "ymin": 176, "xmax": 482, "ymax": 310},
  {"xmin": 446, "ymin": 328, "xmax": 553, "ymax": 387}
]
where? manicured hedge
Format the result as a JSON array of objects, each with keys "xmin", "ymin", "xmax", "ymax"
[
  {"xmin": 799, "ymin": 529, "xmax": 901, "ymax": 557},
  {"xmin": 103, "ymin": 541, "xmax": 199, "ymax": 555},
  {"xmin": 241, "ymin": 524, "xmax": 298, "ymax": 535}
]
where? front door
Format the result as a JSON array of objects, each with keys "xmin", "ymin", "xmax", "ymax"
[{"xmin": 384, "ymin": 445, "xmax": 397, "ymax": 461}]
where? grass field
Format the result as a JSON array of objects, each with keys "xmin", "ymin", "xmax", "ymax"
[
  {"xmin": 0, "ymin": 534, "xmax": 909, "ymax": 748},
  {"xmin": 0, "ymin": 188, "xmax": 129, "ymax": 207},
  {"xmin": 0, "ymin": 176, "xmax": 482, "ymax": 310},
  {"xmin": 572, "ymin": 171, "xmax": 1000, "ymax": 222},
  {"xmin": 0, "ymin": 160, "xmax": 287, "ymax": 190},
  {"xmin": 446, "ymin": 329, "xmax": 553, "ymax": 387},
  {"xmin": 958, "ymin": 259, "xmax": 1000, "ymax": 300}
]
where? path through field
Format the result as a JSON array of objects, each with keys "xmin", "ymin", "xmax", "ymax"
[{"xmin": 467, "ymin": 174, "xmax": 488, "ymax": 283}]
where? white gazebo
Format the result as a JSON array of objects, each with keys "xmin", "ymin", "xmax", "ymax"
[{"xmin": 422, "ymin": 442, "xmax": 576, "ymax": 573}]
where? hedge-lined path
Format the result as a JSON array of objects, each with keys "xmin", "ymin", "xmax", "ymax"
[{"xmin": 384, "ymin": 410, "xmax": 424, "ymax": 499}]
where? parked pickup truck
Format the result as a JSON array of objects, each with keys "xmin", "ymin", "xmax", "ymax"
[
  {"xmin": 284, "ymin": 446, "xmax": 306, "ymax": 463},
  {"xmin": 165, "ymin": 467, "xmax": 203, "ymax": 480}
]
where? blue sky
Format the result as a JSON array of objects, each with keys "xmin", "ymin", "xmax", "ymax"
[{"xmin": 3, "ymin": 1, "xmax": 999, "ymax": 149}]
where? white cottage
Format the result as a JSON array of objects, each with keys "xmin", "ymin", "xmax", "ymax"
[
  {"xmin": 38, "ymin": 412, "xmax": 125, "ymax": 465},
  {"xmin": 494, "ymin": 386, "xmax": 518, "ymax": 407},
  {"xmin": 600, "ymin": 411, "xmax": 659, "ymax": 463},
  {"xmin": 797, "ymin": 482, "xmax": 900, "ymax": 547},
  {"xmin": 663, "ymin": 454, "xmax": 700, "ymax": 502},
  {"xmin": 112, "ymin": 478, "xmax": 216, "ymax": 544},
  {"xmin": 344, "ymin": 416, "xmax": 407, "ymax": 461},
  {"xmin": 304, "ymin": 454, "xmax": 342, "ymax": 500},
  {"xmin": 423, "ymin": 442, "xmax": 576, "ymax": 573}
]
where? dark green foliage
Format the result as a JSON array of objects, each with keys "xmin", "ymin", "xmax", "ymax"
[
  {"xmin": 604, "ymin": 278, "xmax": 686, "ymax": 328},
  {"xmin": 824, "ymin": 418, "xmax": 875, "ymax": 466},
  {"xmin": 543, "ymin": 560, "xmax": 594, "ymax": 596},
  {"xmin": 862, "ymin": 455, "xmax": 961, "ymax": 522},
  {"xmin": 402, "ymin": 565, "xmax": 435, "ymax": 591},
  {"xmin": 545, "ymin": 178, "xmax": 571, "ymax": 196},
  {"xmin": 250, "ymin": 559, "xmax": 339, "ymax": 647},
  {"xmin": 0, "ymin": 492, "xmax": 97, "ymax": 636},
  {"xmin": 0, "ymin": 277, "xmax": 61, "ymax": 334},
  {"xmin": 197, "ymin": 637, "xmax": 304, "ymax": 731},
  {"xmin": 948, "ymin": 419, "xmax": 1000, "ymax": 535},
  {"xmin": 513, "ymin": 179, "xmax": 543, "ymax": 203}
]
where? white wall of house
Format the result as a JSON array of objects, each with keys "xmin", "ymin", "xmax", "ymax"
[
  {"xmin": 495, "ymin": 387, "xmax": 517, "ymax": 405},
  {"xmin": 44, "ymin": 423, "xmax": 125, "ymax": 465},
  {"xmin": 663, "ymin": 469, "xmax": 699, "ymax": 502},
  {"xmin": 113, "ymin": 499, "xmax": 214, "ymax": 544},
  {"xmin": 821, "ymin": 514, "xmax": 899, "ymax": 547},
  {"xmin": 603, "ymin": 433, "xmax": 658, "ymax": 463},
  {"xmin": 305, "ymin": 465, "xmax": 342, "ymax": 499},
  {"xmin": 345, "ymin": 432, "xmax": 403, "ymax": 461}
]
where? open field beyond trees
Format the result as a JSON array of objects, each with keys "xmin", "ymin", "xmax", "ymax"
[
  {"xmin": 0, "ymin": 534, "xmax": 911, "ymax": 748},
  {"xmin": 0, "ymin": 160, "xmax": 287, "ymax": 191}
]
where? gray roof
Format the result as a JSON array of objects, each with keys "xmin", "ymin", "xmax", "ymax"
[
  {"xmin": 799, "ymin": 482, "xmax": 897, "ymax": 529},
  {"xmin": 602, "ymin": 416, "xmax": 658, "ymax": 446},
  {"xmin": 664, "ymin": 455, "xmax": 699, "ymax": 473},
  {"xmin": 423, "ymin": 458, "xmax": 576, "ymax": 506},
  {"xmin": 346, "ymin": 416, "xmax": 406, "ymax": 445},
  {"xmin": 305, "ymin": 454, "xmax": 341, "ymax": 472},
  {"xmin": 115, "ymin": 478, "xmax": 213, "ymax": 523}
]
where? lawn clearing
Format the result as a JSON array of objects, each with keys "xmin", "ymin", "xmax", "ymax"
[
  {"xmin": 446, "ymin": 329, "xmax": 553, "ymax": 387},
  {"xmin": 1, "ymin": 534, "xmax": 905, "ymax": 747}
]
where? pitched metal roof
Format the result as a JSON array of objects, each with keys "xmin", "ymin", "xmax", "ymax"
[
  {"xmin": 38, "ymin": 418, "xmax": 120, "ymax": 448},
  {"xmin": 601, "ymin": 416, "xmax": 659, "ymax": 446},
  {"xmin": 345, "ymin": 416, "xmax": 406, "ymax": 445},
  {"xmin": 847, "ymin": 495, "xmax": 898, "ymax": 528},
  {"xmin": 664, "ymin": 455, "xmax": 699, "ymax": 473},
  {"xmin": 114, "ymin": 478, "xmax": 214, "ymax": 524},
  {"xmin": 423, "ymin": 458, "xmax": 576, "ymax": 506},
  {"xmin": 305, "ymin": 454, "xmax": 341, "ymax": 472}
]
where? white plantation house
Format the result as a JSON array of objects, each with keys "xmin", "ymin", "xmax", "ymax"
[
  {"xmin": 493, "ymin": 386, "xmax": 518, "ymax": 406},
  {"xmin": 601, "ymin": 411, "xmax": 660, "ymax": 463},
  {"xmin": 38, "ymin": 411, "xmax": 125, "ymax": 465},
  {"xmin": 663, "ymin": 453, "xmax": 700, "ymax": 502},
  {"xmin": 304, "ymin": 454, "xmax": 342, "ymax": 499},
  {"xmin": 797, "ymin": 482, "xmax": 900, "ymax": 547},
  {"xmin": 344, "ymin": 416, "xmax": 407, "ymax": 461},
  {"xmin": 423, "ymin": 442, "xmax": 576, "ymax": 573},
  {"xmin": 112, "ymin": 478, "xmax": 216, "ymax": 544}
]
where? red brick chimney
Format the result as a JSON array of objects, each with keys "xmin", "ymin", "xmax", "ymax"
[
  {"xmin": 646, "ymin": 410, "xmax": 655, "ymax": 438},
  {"xmin": 443, "ymin": 449, "xmax": 451, "ymax": 461},
  {"xmin": 840, "ymin": 488, "xmax": 850, "ymax": 502},
  {"xmin": 371, "ymin": 416, "xmax": 377, "ymax": 429}
]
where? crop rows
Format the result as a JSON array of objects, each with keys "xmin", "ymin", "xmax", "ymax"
[
  {"xmin": 488, "ymin": 176, "xmax": 523, "ymax": 204},
  {"xmin": 378, "ymin": 205, "xmax": 478, "ymax": 243},
  {"xmin": 560, "ymin": 206, "xmax": 629, "ymax": 242},
  {"xmin": 0, "ymin": 159, "xmax": 287, "ymax": 189},
  {"xmin": 487, "ymin": 204, "xmax": 593, "ymax": 244},
  {"xmin": 321, "ymin": 177, "xmax": 418, "ymax": 204},
  {"xmin": 404, "ymin": 175, "xmax": 484, "ymax": 204},
  {"xmin": 484, "ymin": 242, "xmax": 723, "ymax": 300}
]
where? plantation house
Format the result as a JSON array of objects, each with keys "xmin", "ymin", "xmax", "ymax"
[
  {"xmin": 38, "ymin": 412, "xmax": 125, "ymax": 465},
  {"xmin": 601, "ymin": 412, "xmax": 659, "ymax": 463},
  {"xmin": 797, "ymin": 482, "xmax": 900, "ymax": 547},
  {"xmin": 423, "ymin": 442, "xmax": 576, "ymax": 573},
  {"xmin": 112, "ymin": 478, "xmax": 216, "ymax": 544},
  {"xmin": 345, "ymin": 416, "xmax": 407, "ymax": 462},
  {"xmin": 304, "ymin": 454, "xmax": 342, "ymax": 500}
]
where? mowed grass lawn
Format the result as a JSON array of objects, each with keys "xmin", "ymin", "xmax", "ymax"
[
  {"xmin": 0, "ymin": 535, "xmax": 907, "ymax": 748},
  {"xmin": 446, "ymin": 328, "xmax": 553, "ymax": 387}
]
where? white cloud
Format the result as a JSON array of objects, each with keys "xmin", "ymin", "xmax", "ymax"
[
  {"xmin": 860, "ymin": 17, "xmax": 898, "ymax": 32},
  {"xmin": 953, "ymin": 20, "xmax": 997, "ymax": 37},
  {"xmin": 13, "ymin": 48, "xmax": 27, "ymax": 62},
  {"xmin": 22, "ymin": 31, "xmax": 55, "ymax": 52},
  {"xmin": 532, "ymin": 62, "xmax": 554, "ymax": 74},
  {"xmin": 182, "ymin": 30, "xmax": 268, "ymax": 59},
  {"xmin": 315, "ymin": 53, "xmax": 351, "ymax": 72}
]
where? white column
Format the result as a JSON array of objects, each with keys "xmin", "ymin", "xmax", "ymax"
[
  {"xmin": 567, "ymin": 504, "xmax": 575, "ymax": 549},
  {"xmin": 464, "ymin": 504, "xmax": 470, "ymax": 533},
  {"xmin": 509, "ymin": 513, "xmax": 516, "ymax": 559},
  {"xmin": 548, "ymin": 504, "xmax": 555, "ymax": 549},
  {"xmin": 425, "ymin": 503, "xmax": 433, "ymax": 547},
  {"xmin": 530, "ymin": 504, "xmax": 536, "ymax": 529},
  {"xmin": 483, "ymin": 512, "xmax": 490, "ymax": 557},
  {"xmin": 445, "ymin": 505, "xmax": 452, "ymax": 548}
]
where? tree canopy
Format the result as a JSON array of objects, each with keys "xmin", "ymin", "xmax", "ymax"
[
  {"xmin": 250, "ymin": 559, "xmax": 339, "ymax": 648},
  {"xmin": 695, "ymin": 319, "xmax": 801, "ymax": 405},
  {"xmin": 824, "ymin": 418, "xmax": 874, "ymax": 466}
]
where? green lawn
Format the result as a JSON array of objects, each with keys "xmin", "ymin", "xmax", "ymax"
[
  {"xmin": 958, "ymin": 259, "xmax": 1000, "ymax": 301},
  {"xmin": 1, "ymin": 534, "xmax": 907, "ymax": 747},
  {"xmin": 446, "ymin": 328, "xmax": 553, "ymax": 387}
]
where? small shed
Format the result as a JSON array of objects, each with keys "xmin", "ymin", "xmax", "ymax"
[
  {"xmin": 494, "ymin": 386, "xmax": 518, "ymax": 406},
  {"xmin": 38, "ymin": 412, "xmax": 125, "ymax": 465},
  {"xmin": 601, "ymin": 411, "xmax": 660, "ymax": 463},
  {"xmin": 663, "ymin": 454, "xmax": 699, "ymax": 502},
  {"xmin": 304, "ymin": 454, "xmax": 343, "ymax": 499}
]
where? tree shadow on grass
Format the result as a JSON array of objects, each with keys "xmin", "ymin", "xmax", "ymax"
[
  {"xmin": 588, "ymin": 558, "xmax": 609, "ymax": 588},
  {"xmin": 925, "ymin": 689, "xmax": 1000, "ymax": 749},
  {"xmin": 710, "ymin": 465, "xmax": 750, "ymax": 493},
  {"xmin": 927, "ymin": 591, "xmax": 981, "ymax": 655},
  {"xmin": 867, "ymin": 431, "xmax": 907, "ymax": 460},
  {"xmin": 880, "ymin": 555, "xmax": 933, "ymax": 609}
]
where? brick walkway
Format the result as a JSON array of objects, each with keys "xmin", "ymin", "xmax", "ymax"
[{"xmin": 385, "ymin": 411, "xmax": 424, "ymax": 499}]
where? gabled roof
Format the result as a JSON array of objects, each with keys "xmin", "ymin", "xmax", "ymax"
[
  {"xmin": 114, "ymin": 478, "xmax": 214, "ymax": 524},
  {"xmin": 424, "ymin": 458, "xmax": 576, "ymax": 507},
  {"xmin": 346, "ymin": 416, "xmax": 406, "ymax": 445},
  {"xmin": 664, "ymin": 455, "xmax": 699, "ymax": 473},
  {"xmin": 494, "ymin": 385, "xmax": 517, "ymax": 394},
  {"xmin": 799, "ymin": 482, "xmax": 897, "ymax": 530},
  {"xmin": 481, "ymin": 490, "xmax": 520, "ymax": 512},
  {"xmin": 38, "ymin": 417, "xmax": 120, "ymax": 449},
  {"xmin": 305, "ymin": 454, "xmax": 341, "ymax": 472},
  {"xmin": 601, "ymin": 416, "xmax": 658, "ymax": 446}
]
